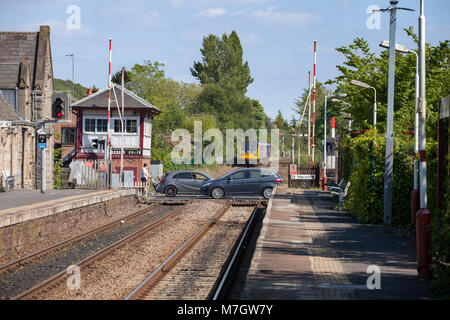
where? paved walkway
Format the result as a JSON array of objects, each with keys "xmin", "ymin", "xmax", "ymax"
[
  {"xmin": 0, "ymin": 189, "xmax": 97, "ymax": 211},
  {"xmin": 242, "ymin": 187, "xmax": 433, "ymax": 300}
]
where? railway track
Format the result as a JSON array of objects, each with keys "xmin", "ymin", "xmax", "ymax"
[
  {"xmin": 7, "ymin": 204, "xmax": 191, "ymax": 299},
  {"xmin": 14, "ymin": 200, "xmax": 231, "ymax": 300},
  {"xmin": 126, "ymin": 202, "xmax": 260, "ymax": 300},
  {"xmin": 0, "ymin": 203, "xmax": 160, "ymax": 277}
]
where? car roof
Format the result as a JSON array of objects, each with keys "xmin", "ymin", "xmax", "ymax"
[{"xmin": 166, "ymin": 170, "xmax": 213, "ymax": 178}]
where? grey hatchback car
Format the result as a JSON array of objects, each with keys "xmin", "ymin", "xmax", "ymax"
[
  {"xmin": 156, "ymin": 170, "xmax": 213, "ymax": 197},
  {"xmin": 200, "ymin": 168, "xmax": 283, "ymax": 199}
]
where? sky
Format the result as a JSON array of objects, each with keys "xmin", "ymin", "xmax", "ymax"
[{"xmin": 1, "ymin": 0, "xmax": 449, "ymax": 121}]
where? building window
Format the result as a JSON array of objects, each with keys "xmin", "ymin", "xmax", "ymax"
[
  {"xmin": 0, "ymin": 89, "xmax": 17, "ymax": 112},
  {"xmin": 114, "ymin": 119, "xmax": 123, "ymax": 133},
  {"xmin": 61, "ymin": 127, "xmax": 76, "ymax": 145},
  {"xmin": 126, "ymin": 119, "xmax": 137, "ymax": 133},
  {"xmin": 84, "ymin": 118, "xmax": 95, "ymax": 132},
  {"xmin": 96, "ymin": 119, "xmax": 108, "ymax": 133}
]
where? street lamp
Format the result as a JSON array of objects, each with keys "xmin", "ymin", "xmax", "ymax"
[
  {"xmin": 65, "ymin": 53, "xmax": 74, "ymax": 99},
  {"xmin": 380, "ymin": 40, "xmax": 420, "ymax": 223},
  {"xmin": 350, "ymin": 80, "xmax": 377, "ymax": 128},
  {"xmin": 324, "ymin": 94, "xmax": 347, "ymax": 190}
]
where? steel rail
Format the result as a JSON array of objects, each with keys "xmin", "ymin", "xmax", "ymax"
[
  {"xmin": 0, "ymin": 203, "xmax": 161, "ymax": 276},
  {"xmin": 125, "ymin": 200, "xmax": 232, "ymax": 300},
  {"xmin": 13, "ymin": 201, "xmax": 192, "ymax": 300},
  {"xmin": 212, "ymin": 202, "xmax": 260, "ymax": 300}
]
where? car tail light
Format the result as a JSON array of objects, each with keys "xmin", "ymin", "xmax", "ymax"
[
  {"xmin": 274, "ymin": 178, "xmax": 283, "ymax": 183},
  {"xmin": 160, "ymin": 178, "xmax": 166, "ymax": 183}
]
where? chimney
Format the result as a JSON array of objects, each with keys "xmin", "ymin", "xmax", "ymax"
[{"xmin": 87, "ymin": 89, "xmax": 93, "ymax": 95}]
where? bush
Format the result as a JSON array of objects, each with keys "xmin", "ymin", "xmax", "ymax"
[{"xmin": 342, "ymin": 130, "xmax": 414, "ymax": 226}]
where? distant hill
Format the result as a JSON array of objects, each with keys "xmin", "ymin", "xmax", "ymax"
[{"xmin": 53, "ymin": 79, "xmax": 95, "ymax": 100}]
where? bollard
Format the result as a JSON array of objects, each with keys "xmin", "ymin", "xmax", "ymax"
[
  {"xmin": 416, "ymin": 208, "xmax": 432, "ymax": 279},
  {"xmin": 411, "ymin": 189, "xmax": 420, "ymax": 225}
]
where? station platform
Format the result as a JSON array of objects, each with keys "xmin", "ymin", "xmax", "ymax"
[
  {"xmin": 241, "ymin": 187, "xmax": 433, "ymax": 300},
  {"xmin": 0, "ymin": 189, "xmax": 136, "ymax": 228}
]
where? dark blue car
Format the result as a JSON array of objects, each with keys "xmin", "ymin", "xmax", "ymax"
[{"xmin": 200, "ymin": 168, "xmax": 283, "ymax": 199}]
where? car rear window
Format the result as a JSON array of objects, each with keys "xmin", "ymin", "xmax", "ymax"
[
  {"xmin": 174, "ymin": 172, "xmax": 192, "ymax": 179},
  {"xmin": 261, "ymin": 169, "xmax": 275, "ymax": 177}
]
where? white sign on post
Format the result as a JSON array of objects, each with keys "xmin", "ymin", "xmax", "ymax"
[{"xmin": 291, "ymin": 174, "xmax": 315, "ymax": 180}]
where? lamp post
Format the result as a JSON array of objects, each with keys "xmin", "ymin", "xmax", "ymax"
[
  {"xmin": 350, "ymin": 80, "xmax": 377, "ymax": 128},
  {"xmin": 374, "ymin": 0, "xmax": 414, "ymax": 226},
  {"xmin": 323, "ymin": 94, "xmax": 347, "ymax": 190},
  {"xmin": 379, "ymin": 40, "xmax": 420, "ymax": 225},
  {"xmin": 65, "ymin": 53, "xmax": 74, "ymax": 98}
]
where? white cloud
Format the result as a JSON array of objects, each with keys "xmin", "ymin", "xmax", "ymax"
[
  {"xmin": 232, "ymin": 10, "xmax": 246, "ymax": 16},
  {"xmin": 241, "ymin": 33, "xmax": 263, "ymax": 47},
  {"xmin": 252, "ymin": 7, "xmax": 322, "ymax": 26},
  {"xmin": 197, "ymin": 8, "xmax": 227, "ymax": 17}
]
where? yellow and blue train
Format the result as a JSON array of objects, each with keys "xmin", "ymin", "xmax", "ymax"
[{"xmin": 238, "ymin": 141, "xmax": 271, "ymax": 166}]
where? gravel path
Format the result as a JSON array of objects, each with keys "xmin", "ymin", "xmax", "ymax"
[
  {"xmin": 140, "ymin": 206, "xmax": 254, "ymax": 300},
  {"xmin": 0, "ymin": 204, "xmax": 181, "ymax": 300},
  {"xmin": 42, "ymin": 200, "xmax": 226, "ymax": 300}
]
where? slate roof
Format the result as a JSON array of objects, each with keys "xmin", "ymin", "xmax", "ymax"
[
  {"xmin": 0, "ymin": 92, "xmax": 21, "ymax": 121},
  {"xmin": 0, "ymin": 32, "xmax": 38, "ymax": 88},
  {"xmin": 72, "ymin": 83, "xmax": 162, "ymax": 114}
]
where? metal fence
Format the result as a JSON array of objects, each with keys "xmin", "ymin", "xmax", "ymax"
[
  {"xmin": 288, "ymin": 164, "xmax": 320, "ymax": 189},
  {"xmin": 69, "ymin": 160, "xmax": 109, "ymax": 189}
]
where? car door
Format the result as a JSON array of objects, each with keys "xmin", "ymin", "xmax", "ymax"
[
  {"xmin": 247, "ymin": 169, "xmax": 262, "ymax": 195},
  {"xmin": 173, "ymin": 172, "xmax": 192, "ymax": 193},
  {"xmin": 224, "ymin": 170, "xmax": 250, "ymax": 195},
  {"xmin": 183, "ymin": 172, "xmax": 209, "ymax": 194}
]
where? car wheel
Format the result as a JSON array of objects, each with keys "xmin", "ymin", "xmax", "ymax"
[
  {"xmin": 262, "ymin": 188, "xmax": 273, "ymax": 199},
  {"xmin": 211, "ymin": 187, "xmax": 224, "ymax": 199},
  {"xmin": 165, "ymin": 186, "xmax": 177, "ymax": 197}
]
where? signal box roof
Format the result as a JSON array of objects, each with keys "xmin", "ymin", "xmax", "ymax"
[{"xmin": 71, "ymin": 83, "xmax": 161, "ymax": 115}]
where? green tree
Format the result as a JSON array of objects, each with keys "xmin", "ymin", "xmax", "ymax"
[{"xmin": 191, "ymin": 31, "xmax": 253, "ymax": 95}]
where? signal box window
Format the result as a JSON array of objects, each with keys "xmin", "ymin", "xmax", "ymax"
[
  {"xmin": 114, "ymin": 119, "xmax": 123, "ymax": 133},
  {"xmin": 84, "ymin": 118, "xmax": 95, "ymax": 132},
  {"xmin": 97, "ymin": 119, "xmax": 108, "ymax": 133},
  {"xmin": 61, "ymin": 127, "xmax": 76, "ymax": 145},
  {"xmin": 126, "ymin": 119, "xmax": 137, "ymax": 133}
]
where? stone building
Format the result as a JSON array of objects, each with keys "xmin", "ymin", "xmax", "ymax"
[{"xmin": 0, "ymin": 25, "xmax": 55, "ymax": 191}]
